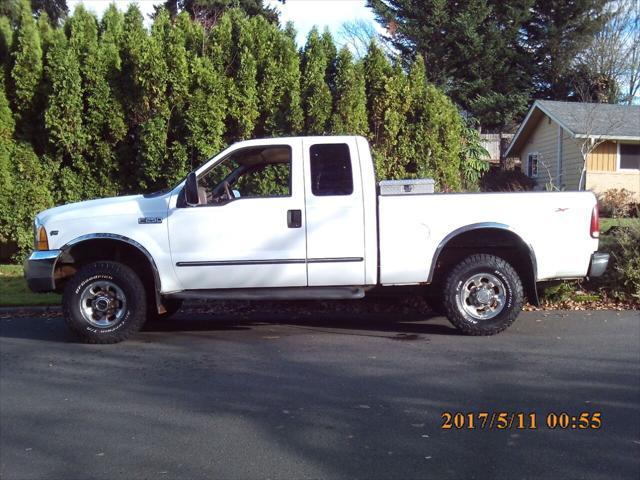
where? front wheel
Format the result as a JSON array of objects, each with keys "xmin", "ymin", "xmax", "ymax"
[
  {"xmin": 62, "ymin": 261, "xmax": 147, "ymax": 343},
  {"xmin": 442, "ymin": 254, "xmax": 523, "ymax": 336}
]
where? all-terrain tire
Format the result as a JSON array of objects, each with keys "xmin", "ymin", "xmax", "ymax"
[
  {"xmin": 442, "ymin": 254, "xmax": 523, "ymax": 336},
  {"xmin": 63, "ymin": 261, "xmax": 147, "ymax": 344}
]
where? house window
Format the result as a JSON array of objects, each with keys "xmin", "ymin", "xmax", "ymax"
[
  {"xmin": 619, "ymin": 144, "xmax": 640, "ymax": 170},
  {"xmin": 527, "ymin": 153, "xmax": 539, "ymax": 177}
]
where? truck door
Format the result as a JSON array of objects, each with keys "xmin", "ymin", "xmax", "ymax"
[
  {"xmin": 302, "ymin": 138, "xmax": 366, "ymax": 286},
  {"xmin": 168, "ymin": 140, "xmax": 308, "ymax": 290}
]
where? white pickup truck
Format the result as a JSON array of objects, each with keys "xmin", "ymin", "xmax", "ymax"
[{"xmin": 25, "ymin": 136, "xmax": 608, "ymax": 343}]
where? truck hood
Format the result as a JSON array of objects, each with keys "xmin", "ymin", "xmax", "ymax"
[{"xmin": 37, "ymin": 192, "xmax": 171, "ymax": 225}]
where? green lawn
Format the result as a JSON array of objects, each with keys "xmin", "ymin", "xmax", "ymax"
[
  {"xmin": 0, "ymin": 264, "xmax": 61, "ymax": 307},
  {"xmin": 600, "ymin": 217, "xmax": 640, "ymax": 234}
]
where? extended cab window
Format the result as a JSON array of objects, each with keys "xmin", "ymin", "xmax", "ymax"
[
  {"xmin": 310, "ymin": 143, "xmax": 353, "ymax": 196},
  {"xmin": 197, "ymin": 146, "xmax": 291, "ymax": 205}
]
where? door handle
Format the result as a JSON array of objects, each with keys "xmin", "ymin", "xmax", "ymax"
[{"xmin": 287, "ymin": 209, "xmax": 302, "ymax": 228}]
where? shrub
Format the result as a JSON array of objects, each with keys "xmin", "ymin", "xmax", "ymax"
[
  {"xmin": 480, "ymin": 168, "xmax": 536, "ymax": 192},
  {"xmin": 601, "ymin": 222, "xmax": 640, "ymax": 300},
  {"xmin": 540, "ymin": 281, "xmax": 576, "ymax": 303},
  {"xmin": 598, "ymin": 188, "xmax": 636, "ymax": 218}
]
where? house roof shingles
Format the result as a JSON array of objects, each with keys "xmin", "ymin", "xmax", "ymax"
[
  {"xmin": 506, "ymin": 100, "xmax": 640, "ymax": 157},
  {"xmin": 536, "ymin": 100, "xmax": 640, "ymax": 137}
]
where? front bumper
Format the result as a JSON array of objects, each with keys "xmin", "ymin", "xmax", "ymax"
[
  {"xmin": 23, "ymin": 250, "xmax": 61, "ymax": 292},
  {"xmin": 588, "ymin": 252, "xmax": 609, "ymax": 278}
]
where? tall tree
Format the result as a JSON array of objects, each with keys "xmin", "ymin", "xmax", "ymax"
[
  {"xmin": 0, "ymin": 16, "xmax": 12, "ymax": 77},
  {"xmin": 67, "ymin": 5, "xmax": 126, "ymax": 197},
  {"xmin": 155, "ymin": 8, "xmax": 190, "ymax": 185},
  {"xmin": 224, "ymin": 10, "xmax": 258, "ymax": 140},
  {"xmin": 43, "ymin": 28, "xmax": 85, "ymax": 201},
  {"xmin": 368, "ymin": 0, "xmax": 610, "ymax": 128},
  {"xmin": 363, "ymin": 41, "xmax": 392, "ymax": 144},
  {"xmin": 525, "ymin": 0, "xmax": 610, "ymax": 100},
  {"xmin": 301, "ymin": 27, "xmax": 333, "ymax": 134},
  {"xmin": 10, "ymin": 0, "xmax": 43, "ymax": 143},
  {"xmin": 185, "ymin": 55, "xmax": 227, "ymax": 166},
  {"xmin": 331, "ymin": 47, "xmax": 367, "ymax": 135},
  {"xmin": 0, "ymin": 73, "xmax": 14, "ymax": 241},
  {"xmin": 368, "ymin": 0, "xmax": 533, "ymax": 130},
  {"xmin": 400, "ymin": 57, "xmax": 464, "ymax": 189},
  {"xmin": 252, "ymin": 15, "xmax": 303, "ymax": 136}
]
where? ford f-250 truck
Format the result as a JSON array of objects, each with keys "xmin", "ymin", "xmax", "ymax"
[{"xmin": 24, "ymin": 136, "xmax": 609, "ymax": 343}]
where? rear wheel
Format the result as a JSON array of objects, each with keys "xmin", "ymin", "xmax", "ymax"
[
  {"xmin": 442, "ymin": 254, "xmax": 523, "ymax": 336},
  {"xmin": 63, "ymin": 261, "xmax": 147, "ymax": 343}
]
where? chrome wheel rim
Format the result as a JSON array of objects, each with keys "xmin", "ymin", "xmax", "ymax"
[
  {"xmin": 79, "ymin": 280, "xmax": 127, "ymax": 328},
  {"xmin": 458, "ymin": 273, "xmax": 506, "ymax": 320}
]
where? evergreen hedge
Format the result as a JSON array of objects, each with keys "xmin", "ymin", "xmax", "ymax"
[{"xmin": 0, "ymin": 0, "xmax": 487, "ymax": 259}]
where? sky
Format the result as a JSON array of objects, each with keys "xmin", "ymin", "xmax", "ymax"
[{"xmin": 66, "ymin": 0, "xmax": 378, "ymax": 46}]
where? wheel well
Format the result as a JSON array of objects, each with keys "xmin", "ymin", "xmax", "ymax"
[
  {"xmin": 430, "ymin": 228, "xmax": 539, "ymax": 305},
  {"xmin": 54, "ymin": 239, "xmax": 159, "ymax": 306}
]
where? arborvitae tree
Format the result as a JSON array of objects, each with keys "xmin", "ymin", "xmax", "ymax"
[
  {"xmin": 320, "ymin": 28, "xmax": 337, "ymax": 100},
  {"xmin": 0, "ymin": 16, "xmax": 12, "ymax": 79},
  {"xmin": 402, "ymin": 57, "xmax": 463, "ymax": 189},
  {"xmin": 226, "ymin": 11, "xmax": 258, "ymax": 140},
  {"xmin": 185, "ymin": 55, "xmax": 227, "ymax": 166},
  {"xmin": 301, "ymin": 27, "xmax": 332, "ymax": 134},
  {"xmin": 252, "ymin": 15, "xmax": 302, "ymax": 136},
  {"xmin": 69, "ymin": 6, "xmax": 126, "ymax": 197},
  {"xmin": 156, "ymin": 8, "xmax": 190, "ymax": 185},
  {"xmin": 269, "ymin": 25, "xmax": 303, "ymax": 134},
  {"xmin": 10, "ymin": 0, "xmax": 43, "ymax": 142},
  {"xmin": 0, "ymin": 74, "xmax": 14, "ymax": 243},
  {"xmin": 177, "ymin": 10, "xmax": 205, "ymax": 56},
  {"xmin": 363, "ymin": 41, "xmax": 392, "ymax": 144},
  {"xmin": 372, "ymin": 62, "xmax": 410, "ymax": 180},
  {"xmin": 99, "ymin": 3, "xmax": 124, "ymax": 69},
  {"xmin": 208, "ymin": 9, "xmax": 232, "ymax": 71},
  {"xmin": 332, "ymin": 47, "xmax": 367, "ymax": 135},
  {"xmin": 135, "ymin": 12, "xmax": 171, "ymax": 189},
  {"xmin": 117, "ymin": 5, "xmax": 151, "ymax": 190},
  {"xmin": 36, "ymin": 12, "xmax": 54, "ymax": 58},
  {"xmin": 44, "ymin": 28, "xmax": 85, "ymax": 202}
]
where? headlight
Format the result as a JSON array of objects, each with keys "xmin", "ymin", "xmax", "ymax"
[{"xmin": 34, "ymin": 220, "xmax": 49, "ymax": 251}]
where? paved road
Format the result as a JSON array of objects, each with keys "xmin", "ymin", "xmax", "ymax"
[{"xmin": 1, "ymin": 307, "xmax": 639, "ymax": 479}]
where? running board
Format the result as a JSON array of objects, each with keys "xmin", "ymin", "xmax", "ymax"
[{"xmin": 169, "ymin": 286, "xmax": 368, "ymax": 301}]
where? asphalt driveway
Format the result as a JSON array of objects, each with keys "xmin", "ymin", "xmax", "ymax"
[{"xmin": 1, "ymin": 307, "xmax": 639, "ymax": 479}]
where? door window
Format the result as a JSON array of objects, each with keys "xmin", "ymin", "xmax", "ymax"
[
  {"xmin": 310, "ymin": 144, "xmax": 354, "ymax": 196},
  {"xmin": 198, "ymin": 146, "xmax": 292, "ymax": 205}
]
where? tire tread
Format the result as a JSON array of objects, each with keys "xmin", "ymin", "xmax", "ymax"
[
  {"xmin": 62, "ymin": 261, "xmax": 147, "ymax": 344},
  {"xmin": 442, "ymin": 254, "xmax": 523, "ymax": 336}
]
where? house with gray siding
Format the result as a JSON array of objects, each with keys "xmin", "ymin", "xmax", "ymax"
[{"xmin": 505, "ymin": 100, "xmax": 640, "ymax": 199}]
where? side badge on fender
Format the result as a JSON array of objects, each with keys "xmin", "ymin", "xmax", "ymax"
[{"xmin": 138, "ymin": 217, "xmax": 163, "ymax": 224}]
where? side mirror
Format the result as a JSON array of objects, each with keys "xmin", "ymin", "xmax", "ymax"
[{"xmin": 185, "ymin": 171, "xmax": 200, "ymax": 206}]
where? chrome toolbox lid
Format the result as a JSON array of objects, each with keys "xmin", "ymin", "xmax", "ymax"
[{"xmin": 379, "ymin": 178, "xmax": 435, "ymax": 195}]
